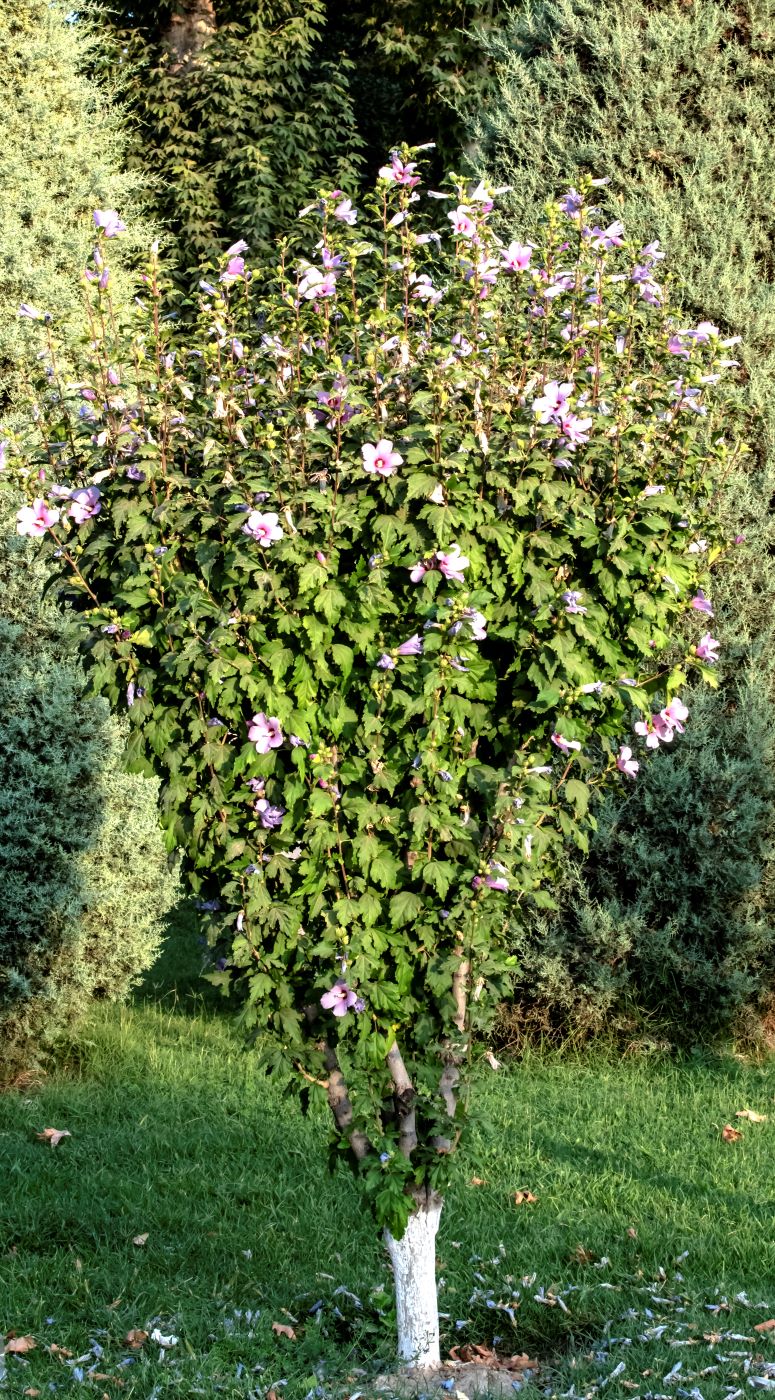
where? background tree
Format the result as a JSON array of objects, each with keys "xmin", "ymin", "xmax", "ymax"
[
  {"xmin": 87, "ymin": 0, "xmax": 502, "ymax": 277},
  {"xmin": 0, "ymin": 0, "xmax": 175, "ymax": 1078},
  {"xmin": 471, "ymin": 0, "xmax": 775, "ymax": 1042}
]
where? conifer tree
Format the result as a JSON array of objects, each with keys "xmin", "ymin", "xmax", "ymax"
[{"xmin": 473, "ymin": 0, "xmax": 775, "ymax": 1039}]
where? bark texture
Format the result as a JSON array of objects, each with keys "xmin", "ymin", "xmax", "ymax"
[{"xmin": 384, "ymin": 1192, "xmax": 443, "ymax": 1368}]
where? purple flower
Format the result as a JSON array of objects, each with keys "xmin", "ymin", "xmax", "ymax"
[
  {"xmin": 485, "ymin": 862, "xmax": 509, "ymax": 892},
  {"xmin": 126, "ymin": 464, "xmax": 146, "ymax": 482},
  {"xmin": 641, "ymin": 484, "xmax": 665, "ymax": 498},
  {"xmin": 378, "ymin": 152, "xmax": 420, "ymax": 188},
  {"xmin": 225, "ymin": 239, "xmax": 249, "ymax": 256},
  {"xmin": 69, "ymin": 486, "xmax": 101, "ymax": 523},
  {"xmin": 696, "ymin": 632, "xmax": 720, "ymax": 663},
  {"xmin": 448, "ymin": 205, "xmax": 477, "ymax": 239},
  {"xmin": 588, "ymin": 220, "xmax": 625, "ymax": 251},
  {"xmin": 93, "ymin": 209, "xmax": 127, "ymax": 238},
  {"xmin": 558, "ymin": 188, "xmax": 584, "ymax": 217},
  {"xmin": 254, "ymin": 798, "xmax": 285, "ymax": 830},
  {"xmin": 320, "ymin": 980, "xmax": 359, "ymax": 1017},
  {"xmin": 377, "ymin": 653, "xmax": 396, "ymax": 670},
  {"xmin": 19, "ymin": 302, "xmax": 50, "ymax": 321},
  {"xmin": 691, "ymin": 590, "xmax": 714, "ymax": 616},
  {"xmin": 334, "ymin": 198, "xmax": 357, "ymax": 224},
  {"xmin": 397, "ymin": 633, "xmax": 423, "ymax": 656},
  {"xmin": 221, "ymin": 256, "xmax": 245, "ymax": 283},
  {"xmin": 248, "ymin": 713, "xmax": 284, "ymax": 753},
  {"xmin": 126, "ymin": 681, "xmax": 145, "ymax": 708},
  {"xmin": 561, "ymin": 590, "xmax": 587, "ymax": 615},
  {"xmin": 558, "ymin": 412, "xmax": 593, "ymax": 447}
]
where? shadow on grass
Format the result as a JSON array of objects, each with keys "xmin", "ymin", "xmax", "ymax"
[{"xmin": 135, "ymin": 899, "xmax": 233, "ymax": 1018}]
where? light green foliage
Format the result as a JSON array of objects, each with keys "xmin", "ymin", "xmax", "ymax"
[
  {"xmin": 471, "ymin": 0, "xmax": 775, "ymax": 1040},
  {"xmin": 5, "ymin": 154, "xmax": 743, "ymax": 1231},
  {"xmin": 0, "ymin": 0, "xmax": 151, "ymax": 413},
  {"xmin": 0, "ymin": 497, "xmax": 179, "ymax": 1080}
]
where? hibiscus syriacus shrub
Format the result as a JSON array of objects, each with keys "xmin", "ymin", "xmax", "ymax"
[{"xmin": 5, "ymin": 153, "xmax": 745, "ymax": 1366}]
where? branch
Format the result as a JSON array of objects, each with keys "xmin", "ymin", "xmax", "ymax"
[
  {"xmin": 433, "ymin": 948, "xmax": 469, "ymax": 1153},
  {"xmin": 386, "ymin": 1039, "xmax": 417, "ymax": 1159},
  {"xmin": 322, "ymin": 1043, "xmax": 371, "ymax": 1162}
]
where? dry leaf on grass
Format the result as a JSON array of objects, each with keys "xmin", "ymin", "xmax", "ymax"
[
  {"xmin": 271, "ymin": 1322, "xmax": 296, "ymax": 1340},
  {"xmin": 124, "ymin": 1330, "xmax": 148, "ymax": 1349},
  {"xmin": 35, "ymin": 1128, "xmax": 70, "ymax": 1147},
  {"xmin": 755, "ymin": 1321, "xmax": 775, "ymax": 1333},
  {"xmin": 573, "ymin": 1244, "xmax": 595, "ymax": 1264},
  {"xmin": 132, "ymin": 1233, "xmax": 149, "ymax": 1247},
  {"xmin": 23, "ymin": 1389, "xmax": 41, "ymax": 1397},
  {"xmin": 513, "ymin": 1189, "xmax": 538, "ymax": 1205},
  {"xmin": 736, "ymin": 1109, "xmax": 768, "ymax": 1123},
  {"xmin": 4, "ymin": 1336, "xmax": 36, "ymax": 1355},
  {"xmin": 449, "ymin": 1343, "xmax": 538, "ymax": 1372},
  {"xmin": 722, "ymin": 1124, "xmax": 743, "ymax": 1142},
  {"xmin": 47, "ymin": 1344, "xmax": 73, "ymax": 1359},
  {"xmin": 469, "ymin": 1176, "xmax": 487, "ymax": 1187}
]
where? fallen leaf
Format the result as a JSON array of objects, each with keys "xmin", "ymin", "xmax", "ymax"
[
  {"xmin": 573, "ymin": 1244, "xmax": 595, "ymax": 1264},
  {"xmin": 23, "ymin": 1390, "xmax": 41, "ymax": 1397},
  {"xmin": 4, "ymin": 1336, "xmax": 37, "ymax": 1355},
  {"xmin": 736, "ymin": 1109, "xmax": 768, "ymax": 1123},
  {"xmin": 627, "ymin": 1227, "xmax": 638, "ymax": 1239},
  {"xmin": 47, "ymin": 1344, "xmax": 73, "ymax": 1359},
  {"xmin": 266, "ymin": 1391, "xmax": 279, "ymax": 1400},
  {"xmin": 469, "ymin": 1176, "xmax": 487, "ymax": 1187},
  {"xmin": 484, "ymin": 1051, "xmax": 501, "ymax": 1071},
  {"xmin": 271, "ymin": 1322, "xmax": 296, "ymax": 1340},
  {"xmin": 704, "ymin": 1333, "xmax": 724, "ymax": 1345},
  {"xmin": 124, "ymin": 1330, "xmax": 148, "ymax": 1349},
  {"xmin": 449, "ymin": 1344, "xmax": 537, "ymax": 1372},
  {"xmin": 513, "ymin": 1189, "xmax": 538, "ymax": 1205},
  {"xmin": 722, "ymin": 1124, "xmax": 743, "ymax": 1142},
  {"xmin": 755, "ymin": 1321, "xmax": 775, "ymax": 1334},
  {"xmin": 35, "ymin": 1128, "xmax": 71, "ymax": 1147},
  {"xmin": 132, "ymin": 1233, "xmax": 149, "ymax": 1247}
]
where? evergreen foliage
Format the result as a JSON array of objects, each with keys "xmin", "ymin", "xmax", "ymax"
[
  {"xmin": 0, "ymin": 0, "xmax": 150, "ymax": 413},
  {"xmin": 0, "ymin": 500, "xmax": 180, "ymax": 1080},
  {"xmin": 90, "ymin": 0, "xmax": 501, "ymax": 277},
  {"xmin": 472, "ymin": 0, "xmax": 775, "ymax": 1039}
]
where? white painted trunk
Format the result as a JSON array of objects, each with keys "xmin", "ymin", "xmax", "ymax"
[{"xmin": 384, "ymin": 1196, "xmax": 443, "ymax": 1368}]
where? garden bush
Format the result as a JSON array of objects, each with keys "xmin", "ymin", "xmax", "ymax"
[
  {"xmin": 3, "ymin": 155, "xmax": 745, "ymax": 1360},
  {"xmin": 0, "ymin": 497, "xmax": 180, "ymax": 1081},
  {"xmin": 471, "ymin": 0, "xmax": 775, "ymax": 1040}
]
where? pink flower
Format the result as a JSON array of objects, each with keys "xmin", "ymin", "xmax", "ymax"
[
  {"xmin": 462, "ymin": 608, "xmax": 487, "ymax": 639},
  {"xmin": 437, "ymin": 545, "xmax": 470, "ymax": 582},
  {"xmin": 532, "ymin": 380, "xmax": 574, "ymax": 423},
  {"xmin": 362, "ymin": 439, "xmax": 403, "ymax": 477},
  {"xmin": 668, "ymin": 334, "xmax": 691, "ymax": 358},
  {"xmin": 16, "ymin": 498, "xmax": 60, "ymax": 536},
  {"xmin": 397, "ymin": 633, "xmax": 423, "ymax": 656},
  {"xmin": 226, "ymin": 239, "xmax": 249, "ymax": 256},
  {"xmin": 616, "ymin": 745, "xmax": 640, "ymax": 778},
  {"xmin": 559, "ymin": 413, "xmax": 593, "ymax": 447},
  {"xmin": 93, "ymin": 209, "xmax": 127, "ymax": 237},
  {"xmin": 662, "ymin": 696, "xmax": 689, "ymax": 732},
  {"xmin": 378, "ymin": 153, "xmax": 420, "ymax": 187},
  {"xmin": 691, "ymin": 590, "xmax": 713, "ymax": 616},
  {"xmin": 409, "ymin": 562, "xmax": 428, "ymax": 583},
  {"xmin": 320, "ymin": 980, "xmax": 358, "ymax": 1017},
  {"xmin": 501, "ymin": 241, "xmax": 532, "ymax": 271},
  {"xmin": 242, "ymin": 511, "xmax": 283, "ymax": 546},
  {"xmin": 248, "ymin": 713, "xmax": 284, "ymax": 754},
  {"xmin": 551, "ymin": 732, "xmax": 582, "ymax": 754},
  {"xmin": 448, "ymin": 206, "xmax": 476, "ymax": 239},
  {"xmin": 220, "ymin": 256, "xmax": 245, "ymax": 283},
  {"xmin": 298, "ymin": 266, "xmax": 337, "ymax": 300},
  {"xmin": 69, "ymin": 486, "xmax": 101, "ymax": 523},
  {"xmin": 696, "ymin": 632, "xmax": 720, "ymax": 663},
  {"xmin": 633, "ymin": 717, "xmax": 662, "ymax": 749}
]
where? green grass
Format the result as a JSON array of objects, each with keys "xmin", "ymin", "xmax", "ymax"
[{"xmin": 3, "ymin": 921, "xmax": 775, "ymax": 1397}]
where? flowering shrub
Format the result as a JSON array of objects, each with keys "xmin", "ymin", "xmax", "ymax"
[{"xmin": 4, "ymin": 158, "xmax": 744, "ymax": 1246}]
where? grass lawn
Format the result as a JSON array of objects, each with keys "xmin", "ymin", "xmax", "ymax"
[{"xmin": 3, "ymin": 919, "xmax": 775, "ymax": 1398}]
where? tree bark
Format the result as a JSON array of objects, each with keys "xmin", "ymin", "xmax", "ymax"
[
  {"xmin": 384, "ymin": 1190, "xmax": 443, "ymax": 1368},
  {"xmin": 163, "ymin": 0, "xmax": 217, "ymax": 73}
]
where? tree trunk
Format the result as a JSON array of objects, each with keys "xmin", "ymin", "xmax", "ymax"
[{"xmin": 384, "ymin": 1192, "xmax": 443, "ymax": 1368}]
